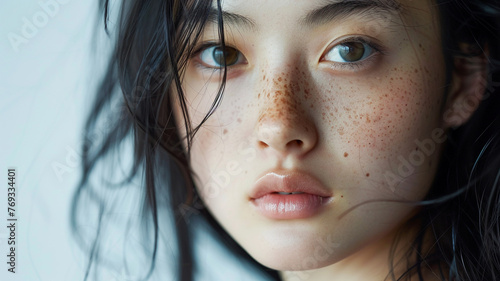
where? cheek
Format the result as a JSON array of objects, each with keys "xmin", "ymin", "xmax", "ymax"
[
  {"xmin": 185, "ymin": 112, "xmax": 252, "ymax": 206},
  {"xmin": 354, "ymin": 68, "xmax": 442, "ymax": 150},
  {"xmin": 318, "ymin": 61, "xmax": 445, "ymax": 198}
]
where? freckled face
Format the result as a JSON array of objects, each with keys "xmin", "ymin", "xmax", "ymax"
[{"xmin": 173, "ymin": 0, "xmax": 446, "ymax": 271}]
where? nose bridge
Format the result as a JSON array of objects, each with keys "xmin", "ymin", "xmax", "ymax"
[
  {"xmin": 254, "ymin": 61, "xmax": 318, "ymax": 155},
  {"xmin": 257, "ymin": 37, "xmax": 307, "ymax": 103},
  {"xmin": 258, "ymin": 63, "xmax": 303, "ymax": 129}
]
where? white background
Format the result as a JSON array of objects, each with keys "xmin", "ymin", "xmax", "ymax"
[{"xmin": 0, "ymin": 0, "xmax": 105, "ymax": 280}]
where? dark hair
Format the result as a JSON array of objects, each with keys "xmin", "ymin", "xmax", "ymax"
[
  {"xmin": 71, "ymin": 0, "xmax": 500, "ymax": 280},
  {"xmin": 395, "ymin": 1, "xmax": 500, "ymax": 280}
]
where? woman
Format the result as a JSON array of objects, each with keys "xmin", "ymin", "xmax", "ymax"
[{"xmin": 73, "ymin": 0, "xmax": 500, "ymax": 280}]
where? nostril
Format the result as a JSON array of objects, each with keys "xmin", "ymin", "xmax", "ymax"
[
  {"xmin": 288, "ymin": 139, "xmax": 303, "ymax": 148},
  {"xmin": 258, "ymin": 141, "xmax": 269, "ymax": 149}
]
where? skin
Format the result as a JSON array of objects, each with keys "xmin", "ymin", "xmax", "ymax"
[{"xmin": 171, "ymin": 0, "xmax": 486, "ymax": 280}]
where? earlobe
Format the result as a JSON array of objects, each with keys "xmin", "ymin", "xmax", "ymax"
[{"xmin": 442, "ymin": 46, "xmax": 489, "ymax": 129}]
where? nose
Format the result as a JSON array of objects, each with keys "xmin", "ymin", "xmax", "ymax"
[{"xmin": 255, "ymin": 70, "xmax": 318, "ymax": 158}]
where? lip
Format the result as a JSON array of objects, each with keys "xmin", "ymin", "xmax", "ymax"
[{"xmin": 249, "ymin": 170, "xmax": 333, "ymax": 219}]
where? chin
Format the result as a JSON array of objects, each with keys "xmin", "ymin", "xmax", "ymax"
[
  {"xmin": 240, "ymin": 231, "xmax": 346, "ymax": 271},
  {"xmin": 253, "ymin": 247, "xmax": 340, "ymax": 272}
]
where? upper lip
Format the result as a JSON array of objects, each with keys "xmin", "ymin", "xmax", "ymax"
[{"xmin": 249, "ymin": 170, "xmax": 333, "ymax": 199}]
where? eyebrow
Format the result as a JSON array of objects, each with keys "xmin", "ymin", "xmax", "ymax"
[
  {"xmin": 207, "ymin": 9, "xmax": 257, "ymax": 31},
  {"xmin": 207, "ymin": 0, "xmax": 401, "ymax": 31},
  {"xmin": 302, "ymin": 0, "xmax": 401, "ymax": 26}
]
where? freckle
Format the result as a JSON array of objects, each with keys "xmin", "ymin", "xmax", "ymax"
[
  {"xmin": 341, "ymin": 195, "xmax": 344, "ymax": 198},
  {"xmin": 223, "ymin": 129, "xmax": 228, "ymax": 134},
  {"xmin": 258, "ymin": 93, "xmax": 261, "ymax": 98},
  {"xmin": 366, "ymin": 173, "xmax": 370, "ymax": 177},
  {"xmin": 344, "ymin": 152, "xmax": 349, "ymax": 158}
]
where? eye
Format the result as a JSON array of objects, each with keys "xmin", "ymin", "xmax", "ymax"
[
  {"xmin": 198, "ymin": 45, "xmax": 244, "ymax": 68},
  {"xmin": 323, "ymin": 41, "xmax": 375, "ymax": 63}
]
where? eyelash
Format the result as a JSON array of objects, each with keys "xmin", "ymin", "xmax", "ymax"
[{"xmin": 191, "ymin": 36, "xmax": 384, "ymax": 72}]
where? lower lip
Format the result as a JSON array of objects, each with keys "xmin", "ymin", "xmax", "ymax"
[{"xmin": 252, "ymin": 193, "xmax": 332, "ymax": 219}]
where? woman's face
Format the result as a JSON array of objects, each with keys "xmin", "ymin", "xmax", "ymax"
[{"xmin": 174, "ymin": 0, "xmax": 449, "ymax": 273}]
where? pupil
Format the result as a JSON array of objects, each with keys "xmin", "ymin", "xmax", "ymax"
[
  {"xmin": 213, "ymin": 46, "xmax": 239, "ymax": 66},
  {"xmin": 339, "ymin": 42, "xmax": 365, "ymax": 62}
]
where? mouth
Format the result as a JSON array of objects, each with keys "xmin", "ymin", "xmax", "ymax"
[
  {"xmin": 275, "ymin": 192, "xmax": 305, "ymax": 195},
  {"xmin": 249, "ymin": 171, "xmax": 333, "ymax": 220}
]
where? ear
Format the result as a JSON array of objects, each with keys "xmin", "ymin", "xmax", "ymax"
[{"xmin": 442, "ymin": 44, "xmax": 489, "ymax": 129}]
